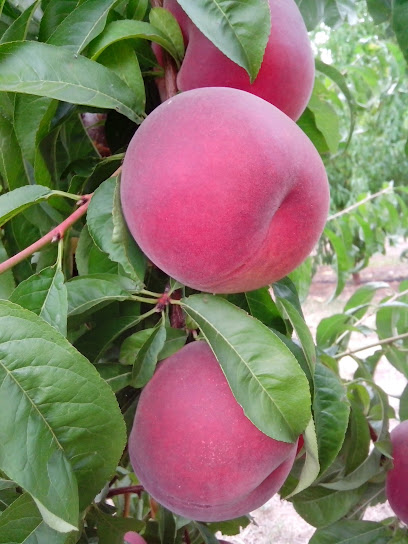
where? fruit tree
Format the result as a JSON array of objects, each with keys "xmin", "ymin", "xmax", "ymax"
[{"xmin": 0, "ymin": 1, "xmax": 407, "ymax": 543}]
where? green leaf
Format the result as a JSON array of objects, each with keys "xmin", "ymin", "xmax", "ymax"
[
  {"xmin": 400, "ymin": 382, "xmax": 408, "ymax": 421},
  {"xmin": 158, "ymin": 505, "xmax": 177, "ymax": 544},
  {"xmin": 376, "ymin": 302, "xmax": 408, "ymax": 376},
  {"xmin": 206, "ymin": 516, "xmax": 250, "ymax": 536},
  {"xmin": 0, "ymin": 41, "xmax": 144, "ymax": 123},
  {"xmin": 46, "ymin": 0, "xmax": 119, "ymax": 54},
  {"xmin": 149, "ymin": 7, "xmax": 184, "ymax": 63},
  {"xmin": 66, "ymin": 274, "xmax": 138, "ymax": 317},
  {"xmin": 0, "ymin": 185, "xmax": 53, "ymax": 227},
  {"xmin": 0, "ymin": 113, "xmax": 28, "ymax": 191},
  {"xmin": 127, "ymin": 0, "xmax": 149, "ymax": 20},
  {"xmin": 0, "ymin": 0, "xmax": 40, "ymax": 43},
  {"xmin": 324, "ymin": 227, "xmax": 354, "ymax": 299},
  {"xmin": 293, "ymin": 485, "xmax": 365, "ymax": 528},
  {"xmin": 75, "ymin": 224, "xmax": 119, "ymax": 276},
  {"xmin": 309, "ymin": 520, "xmax": 392, "ymax": 544},
  {"xmin": 314, "ymin": 362, "xmax": 350, "ymax": 475},
  {"xmin": 97, "ymin": 40, "xmax": 145, "ymax": 110},
  {"xmin": 277, "ymin": 297, "xmax": 316, "ymax": 376},
  {"xmin": 176, "ymin": 0, "xmax": 271, "ymax": 82},
  {"xmin": 96, "ymin": 363, "xmax": 132, "ymax": 392},
  {"xmin": 131, "ymin": 320, "xmax": 166, "ymax": 388},
  {"xmin": 307, "ymin": 91, "xmax": 340, "ymax": 155},
  {"xmin": 9, "ymin": 265, "xmax": 68, "ymax": 336},
  {"xmin": 74, "ymin": 301, "xmax": 141, "ymax": 363},
  {"xmin": 315, "ymin": 59, "xmax": 356, "ymax": 149},
  {"xmin": 39, "ymin": 0, "xmax": 80, "ymax": 42},
  {"xmin": 0, "ymin": 300, "xmax": 126, "ymax": 525},
  {"xmin": 0, "ymin": 238, "xmax": 15, "ymax": 299},
  {"xmin": 241, "ymin": 287, "xmax": 286, "ymax": 332},
  {"xmin": 94, "ymin": 506, "xmax": 144, "ymax": 544},
  {"xmin": 285, "ymin": 418, "xmax": 320, "ymax": 498},
  {"xmin": 295, "ymin": 0, "xmax": 325, "ymax": 30},
  {"xmin": 13, "ymin": 95, "xmax": 58, "ymax": 188},
  {"xmin": 192, "ymin": 522, "xmax": 219, "ymax": 544},
  {"xmin": 88, "ymin": 19, "xmax": 181, "ymax": 63},
  {"xmin": 157, "ymin": 327, "xmax": 187, "ymax": 360},
  {"xmin": 344, "ymin": 282, "xmax": 389, "ymax": 319},
  {"xmin": 0, "ymin": 493, "xmax": 72, "ymax": 544},
  {"xmin": 180, "ymin": 294, "xmax": 311, "ymax": 442},
  {"xmin": 393, "ymin": 0, "xmax": 408, "ymax": 64},
  {"xmin": 316, "ymin": 313, "xmax": 354, "ymax": 349},
  {"xmin": 87, "ymin": 177, "xmax": 145, "ymax": 287},
  {"xmin": 343, "ymin": 396, "xmax": 371, "ymax": 475}
]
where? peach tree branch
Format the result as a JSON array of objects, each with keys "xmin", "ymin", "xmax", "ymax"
[{"xmin": 0, "ymin": 194, "xmax": 92, "ymax": 275}]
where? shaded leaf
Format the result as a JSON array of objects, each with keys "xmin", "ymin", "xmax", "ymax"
[
  {"xmin": 9, "ymin": 265, "xmax": 68, "ymax": 336},
  {"xmin": 314, "ymin": 362, "xmax": 350, "ymax": 475},
  {"xmin": 131, "ymin": 320, "xmax": 166, "ymax": 388},
  {"xmin": 0, "ymin": 238, "xmax": 15, "ymax": 299},
  {"xmin": 0, "ymin": 0, "xmax": 40, "ymax": 43},
  {"xmin": 0, "ymin": 493, "xmax": 72, "ymax": 544},
  {"xmin": 286, "ymin": 418, "xmax": 320, "ymax": 498},
  {"xmin": 87, "ymin": 177, "xmax": 145, "ymax": 286}
]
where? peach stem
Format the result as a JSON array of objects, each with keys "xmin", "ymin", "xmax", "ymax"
[{"xmin": 0, "ymin": 195, "xmax": 93, "ymax": 275}]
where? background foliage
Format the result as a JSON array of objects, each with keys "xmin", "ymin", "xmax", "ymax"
[{"xmin": 0, "ymin": 0, "xmax": 407, "ymax": 543}]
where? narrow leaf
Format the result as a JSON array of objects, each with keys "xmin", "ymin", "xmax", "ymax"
[
  {"xmin": 0, "ymin": 0, "xmax": 40, "ymax": 43},
  {"xmin": 46, "ymin": 0, "xmax": 119, "ymax": 54},
  {"xmin": 87, "ymin": 177, "xmax": 145, "ymax": 287},
  {"xmin": 66, "ymin": 274, "xmax": 138, "ymax": 317},
  {"xmin": 285, "ymin": 418, "xmax": 320, "ymax": 498},
  {"xmin": 314, "ymin": 362, "xmax": 350, "ymax": 475},
  {"xmin": 132, "ymin": 321, "xmax": 166, "ymax": 388},
  {"xmin": 149, "ymin": 7, "xmax": 184, "ymax": 63},
  {"xmin": 0, "ymin": 41, "xmax": 144, "ymax": 123},
  {"xmin": 309, "ymin": 520, "xmax": 391, "ymax": 544},
  {"xmin": 180, "ymin": 294, "xmax": 311, "ymax": 442},
  {"xmin": 0, "ymin": 113, "xmax": 28, "ymax": 191},
  {"xmin": 88, "ymin": 19, "xmax": 181, "ymax": 63},
  {"xmin": 0, "ymin": 185, "xmax": 53, "ymax": 227},
  {"xmin": 0, "ymin": 239, "xmax": 15, "ymax": 299},
  {"xmin": 393, "ymin": 0, "xmax": 408, "ymax": 63}
]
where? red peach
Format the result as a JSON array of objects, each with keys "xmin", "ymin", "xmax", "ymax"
[
  {"xmin": 157, "ymin": 0, "xmax": 314, "ymax": 120},
  {"xmin": 129, "ymin": 341, "xmax": 298, "ymax": 521},
  {"xmin": 124, "ymin": 531, "xmax": 146, "ymax": 544},
  {"xmin": 386, "ymin": 421, "xmax": 408, "ymax": 524},
  {"xmin": 121, "ymin": 87, "xmax": 329, "ymax": 294}
]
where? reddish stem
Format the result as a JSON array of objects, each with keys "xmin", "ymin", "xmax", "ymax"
[
  {"xmin": 170, "ymin": 289, "xmax": 185, "ymax": 329},
  {"xmin": 184, "ymin": 529, "xmax": 191, "ymax": 544},
  {"xmin": 0, "ymin": 195, "xmax": 93, "ymax": 275},
  {"xmin": 106, "ymin": 485, "xmax": 144, "ymax": 498}
]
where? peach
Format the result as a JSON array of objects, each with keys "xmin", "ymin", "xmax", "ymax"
[
  {"xmin": 121, "ymin": 87, "xmax": 329, "ymax": 294},
  {"xmin": 128, "ymin": 341, "xmax": 298, "ymax": 521},
  {"xmin": 386, "ymin": 421, "xmax": 408, "ymax": 524},
  {"xmin": 157, "ymin": 0, "xmax": 314, "ymax": 120},
  {"xmin": 124, "ymin": 532, "xmax": 146, "ymax": 544}
]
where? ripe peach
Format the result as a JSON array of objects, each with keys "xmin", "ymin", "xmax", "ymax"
[
  {"xmin": 121, "ymin": 87, "xmax": 329, "ymax": 294},
  {"xmin": 128, "ymin": 341, "xmax": 298, "ymax": 521},
  {"xmin": 386, "ymin": 421, "xmax": 408, "ymax": 524},
  {"xmin": 157, "ymin": 0, "xmax": 314, "ymax": 120},
  {"xmin": 124, "ymin": 532, "xmax": 146, "ymax": 544}
]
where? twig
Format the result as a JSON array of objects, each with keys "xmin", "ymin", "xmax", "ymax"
[
  {"xmin": 0, "ymin": 195, "xmax": 93, "ymax": 275},
  {"xmin": 327, "ymin": 186, "xmax": 393, "ymax": 222},
  {"xmin": 335, "ymin": 331, "xmax": 408, "ymax": 359},
  {"xmin": 106, "ymin": 485, "xmax": 144, "ymax": 498},
  {"xmin": 123, "ymin": 493, "xmax": 131, "ymax": 518}
]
